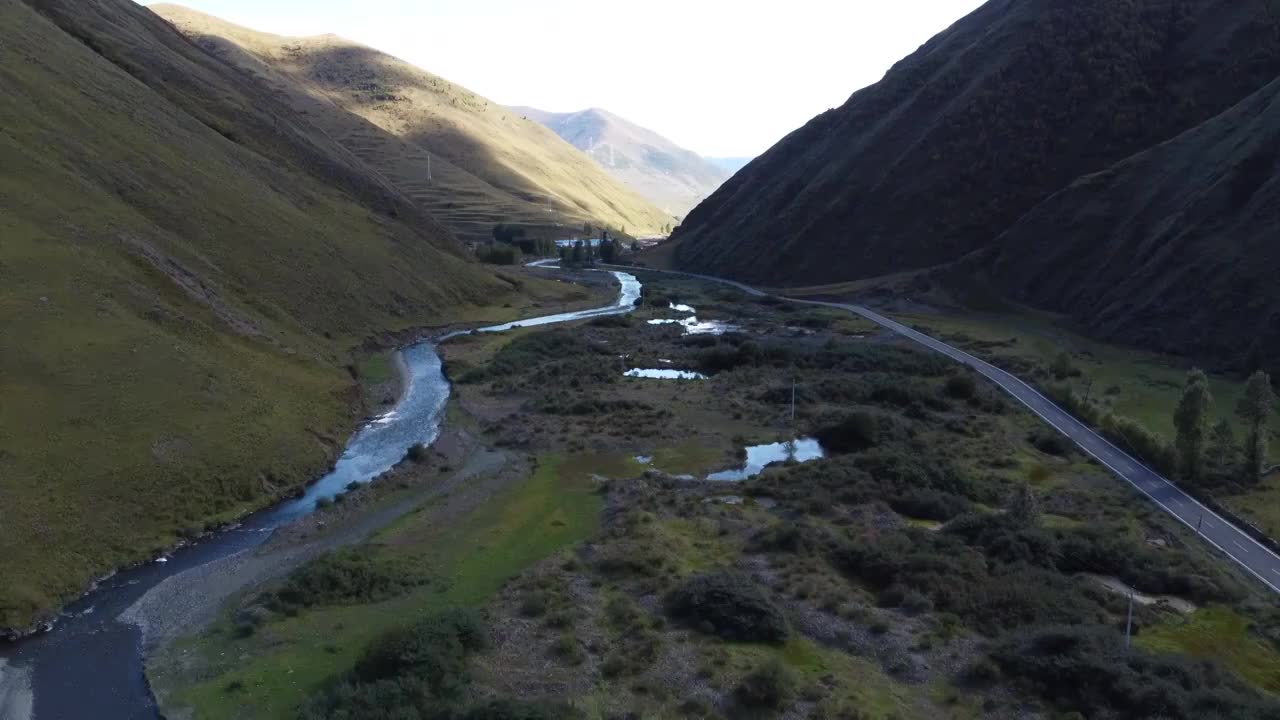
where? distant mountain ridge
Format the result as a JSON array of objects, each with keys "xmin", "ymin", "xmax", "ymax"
[
  {"xmin": 513, "ymin": 106, "xmax": 731, "ymax": 218},
  {"xmin": 671, "ymin": 0, "xmax": 1280, "ymax": 287}
]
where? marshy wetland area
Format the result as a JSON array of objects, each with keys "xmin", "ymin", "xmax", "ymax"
[{"xmin": 146, "ymin": 270, "xmax": 1280, "ymax": 720}]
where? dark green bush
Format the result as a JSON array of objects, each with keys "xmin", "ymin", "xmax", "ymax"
[
  {"xmin": 888, "ymin": 489, "xmax": 973, "ymax": 522},
  {"xmin": 944, "ymin": 373, "xmax": 977, "ymax": 399},
  {"xmin": 736, "ymin": 659, "xmax": 796, "ymax": 710},
  {"xmin": 814, "ymin": 412, "xmax": 881, "ymax": 453},
  {"xmin": 1030, "ymin": 431, "xmax": 1071, "ymax": 456},
  {"xmin": 354, "ymin": 609, "xmax": 486, "ymax": 689},
  {"xmin": 260, "ymin": 548, "xmax": 431, "ymax": 615},
  {"xmin": 476, "ymin": 244, "xmax": 521, "ymax": 265},
  {"xmin": 302, "ymin": 610, "xmax": 487, "ymax": 720},
  {"xmin": 407, "ymin": 443, "xmax": 431, "ymax": 463},
  {"xmin": 993, "ymin": 625, "xmax": 1279, "ymax": 719},
  {"xmin": 666, "ymin": 570, "xmax": 788, "ymax": 643}
]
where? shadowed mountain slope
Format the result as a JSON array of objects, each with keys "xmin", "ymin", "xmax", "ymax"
[
  {"xmin": 671, "ymin": 0, "xmax": 1280, "ymax": 286},
  {"xmin": 980, "ymin": 74, "xmax": 1280, "ymax": 365}
]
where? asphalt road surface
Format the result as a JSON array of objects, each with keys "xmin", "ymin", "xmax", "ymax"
[{"xmin": 621, "ymin": 264, "xmax": 1280, "ymax": 594}]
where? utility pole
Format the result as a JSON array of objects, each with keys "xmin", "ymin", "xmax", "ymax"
[
  {"xmin": 427, "ymin": 153, "xmax": 433, "ymax": 183},
  {"xmin": 790, "ymin": 378, "xmax": 796, "ymax": 423},
  {"xmin": 1124, "ymin": 590, "xmax": 1134, "ymax": 651}
]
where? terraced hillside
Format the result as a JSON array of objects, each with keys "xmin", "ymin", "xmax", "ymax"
[{"xmin": 153, "ymin": 4, "xmax": 676, "ymax": 243}]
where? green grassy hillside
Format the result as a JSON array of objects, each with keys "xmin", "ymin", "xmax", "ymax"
[{"xmin": 0, "ymin": 0, "xmax": 540, "ymax": 630}]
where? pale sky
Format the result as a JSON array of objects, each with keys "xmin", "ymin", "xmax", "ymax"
[{"xmin": 142, "ymin": 0, "xmax": 985, "ymax": 157}]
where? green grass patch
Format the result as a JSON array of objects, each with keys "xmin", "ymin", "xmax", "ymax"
[
  {"xmin": 1138, "ymin": 606, "xmax": 1280, "ymax": 693},
  {"xmin": 722, "ymin": 637, "xmax": 918, "ymax": 718},
  {"xmin": 157, "ymin": 452, "xmax": 618, "ymax": 719},
  {"xmin": 354, "ymin": 354, "xmax": 394, "ymax": 384},
  {"xmin": 652, "ymin": 442, "xmax": 724, "ymax": 476}
]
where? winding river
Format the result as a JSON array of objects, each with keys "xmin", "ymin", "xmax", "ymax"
[{"xmin": 0, "ymin": 270, "xmax": 641, "ymax": 720}]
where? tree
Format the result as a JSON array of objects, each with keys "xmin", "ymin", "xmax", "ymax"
[
  {"xmin": 1051, "ymin": 351, "xmax": 1076, "ymax": 380},
  {"xmin": 1173, "ymin": 369, "xmax": 1213, "ymax": 484},
  {"xmin": 1236, "ymin": 370, "xmax": 1276, "ymax": 483},
  {"xmin": 599, "ymin": 238, "xmax": 618, "ymax": 264},
  {"xmin": 630, "ymin": 240, "xmax": 641, "ymax": 252},
  {"xmin": 1208, "ymin": 419, "xmax": 1237, "ymax": 476},
  {"xmin": 492, "ymin": 223, "xmax": 526, "ymax": 245},
  {"xmin": 583, "ymin": 222, "xmax": 593, "ymax": 235},
  {"xmin": 570, "ymin": 240, "xmax": 584, "ymax": 266}
]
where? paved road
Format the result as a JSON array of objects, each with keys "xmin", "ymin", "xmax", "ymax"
[{"xmin": 618, "ymin": 264, "xmax": 1280, "ymax": 594}]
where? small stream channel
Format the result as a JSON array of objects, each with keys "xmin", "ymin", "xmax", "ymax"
[{"xmin": 0, "ymin": 270, "xmax": 641, "ymax": 720}]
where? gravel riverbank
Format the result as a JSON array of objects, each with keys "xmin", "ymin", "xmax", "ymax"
[{"xmin": 121, "ymin": 432, "xmax": 507, "ymax": 652}]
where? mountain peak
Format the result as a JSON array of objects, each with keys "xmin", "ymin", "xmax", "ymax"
[{"xmin": 518, "ymin": 105, "xmax": 732, "ymax": 218}]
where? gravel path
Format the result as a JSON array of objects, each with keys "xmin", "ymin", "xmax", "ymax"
[{"xmin": 120, "ymin": 446, "xmax": 510, "ymax": 652}]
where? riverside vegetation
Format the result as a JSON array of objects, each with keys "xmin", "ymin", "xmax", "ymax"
[{"xmin": 147, "ymin": 273, "xmax": 1280, "ymax": 719}]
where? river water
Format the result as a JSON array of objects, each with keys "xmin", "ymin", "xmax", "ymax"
[{"xmin": 0, "ymin": 270, "xmax": 640, "ymax": 720}]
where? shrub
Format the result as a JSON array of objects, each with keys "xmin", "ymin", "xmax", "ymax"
[
  {"xmin": 407, "ymin": 443, "xmax": 430, "ymax": 463},
  {"xmin": 1051, "ymin": 352, "xmax": 1079, "ymax": 380},
  {"xmin": 520, "ymin": 592, "xmax": 548, "ymax": 617},
  {"xmin": 814, "ymin": 412, "xmax": 881, "ymax": 453},
  {"xmin": 354, "ymin": 609, "xmax": 486, "ymax": 690},
  {"xmin": 666, "ymin": 571, "xmax": 788, "ymax": 643},
  {"xmin": 992, "ymin": 625, "xmax": 1277, "ymax": 719},
  {"xmin": 260, "ymin": 548, "xmax": 431, "ymax": 615},
  {"xmin": 551, "ymin": 634, "xmax": 585, "ymax": 665},
  {"xmin": 1030, "ymin": 431, "xmax": 1071, "ymax": 456},
  {"xmin": 476, "ymin": 243, "xmax": 522, "ymax": 265},
  {"xmin": 888, "ymin": 489, "xmax": 973, "ymax": 522},
  {"xmin": 303, "ymin": 610, "xmax": 488, "ymax": 719},
  {"xmin": 736, "ymin": 659, "xmax": 797, "ymax": 709},
  {"xmin": 944, "ymin": 373, "xmax": 977, "ymax": 400}
]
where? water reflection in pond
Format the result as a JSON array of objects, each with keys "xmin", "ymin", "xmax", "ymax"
[
  {"xmin": 624, "ymin": 368, "xmax": 707, "ymax": 380},
  {"xmin": 707, "ymin": 438, "xmax": 824, "ymax": 481},
  {"xmin": 648, "ymin": 302, "xmax": 738, "ymax": 335}
]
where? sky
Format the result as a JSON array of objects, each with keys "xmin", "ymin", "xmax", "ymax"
[{"xmin": 142, "ymin": 0, "xmax": 985, "ymax": 157}]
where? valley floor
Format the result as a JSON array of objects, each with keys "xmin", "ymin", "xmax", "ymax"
[{"xmin": 144, "ymin": 271, "xmax": 1280, "ymax": 720}]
